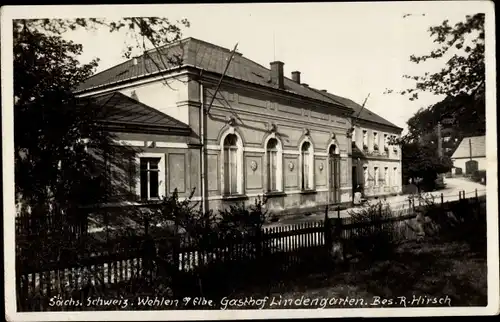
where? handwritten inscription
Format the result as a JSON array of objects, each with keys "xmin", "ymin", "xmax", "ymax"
[{"xmin": 48, "ymin": 294, "xmax": 452, "ymax": 309}]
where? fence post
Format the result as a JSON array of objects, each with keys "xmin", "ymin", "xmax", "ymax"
[
  {"xmin": 475, "ymin": 188, "xmax": 480, "ymax": 216},
  {"xmin": 329, "ymin": 215, "xmax": 344, "ymax": 265},
  {"xmin": 255, "ymin": 224, "xmax": 263, "ymax": 260},
  {"xmin": 324, "ymin": 205, "xmax": 332, "ymax": 258}
]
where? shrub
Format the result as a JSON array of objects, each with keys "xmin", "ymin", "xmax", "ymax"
[{"xmin": 347, "ymin": 200, "xmax": 397, "ymax": 260}]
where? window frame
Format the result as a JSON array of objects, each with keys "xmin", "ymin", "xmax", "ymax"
[
  {"xmin": 220, "ymin": 129, "xmax": 244, "ymax": 196},
  {"xmin": 362, "ymin": 129, "xmax": 368, "ymax": 150},
  {"xmin": 265, "ymin": 134, "xmax": 283, "ymax": 193},
  {"xmin": 300, "ymin": 139, "xmax": 315, "ymax": 191},
  {"xmin": 135, "ymin": 152, "xmax": 166, "ymax": 201}
]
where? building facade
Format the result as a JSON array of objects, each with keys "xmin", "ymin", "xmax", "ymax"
[
  {"xmin": 451, "ymin": 135, "xmax": 486, "ymax": 175},
  {"xmin": 350, "ymin": 119, "xmax": 402, "ymax": 197},
  {"xmin": 75, "ymin": 38, "xmax": 402, "ymax": 214}
]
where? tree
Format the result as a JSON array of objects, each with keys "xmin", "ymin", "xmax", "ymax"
[
  {"xmin": 14, "ymin": 18, "xmax": 190, "ymax": 311},
  {"xmin": 386, "ymin": 13, "xmax": 485, "ymax": 142},
  {"xmin": 394, "ymin": 136, "xmax": 453, "ymax": 191},
  {"xmin": 405, "ymin": 93, "xmax": 485, "ymax": 158},
  {"xmin": 14, "ymin": 18, "xmax": 189, "ymax": 209},
  {"xmin": 387, "ymin": 13, "xmax": 484, "ymax": 101},
  {"xmin": 385, "ymin": 14, "xmax": 485, "ymax": 187}
]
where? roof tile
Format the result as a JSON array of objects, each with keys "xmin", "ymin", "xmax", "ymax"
[
  {"xmin": 76, "ymin": 38, "xmax": 343, "ymax": 106},
  {"xmin": 88, "ymin": 92, "xmax": 190, "ymax": 131}
]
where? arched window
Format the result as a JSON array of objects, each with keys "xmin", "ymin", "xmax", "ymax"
[
  {"xmin": 266, "ymin": 138, "xmax": 281, "ymax": 192},
  {"xmin": 223, "ymin": 134, "xmax": 239, "ymax": 195},
  {"xmin": 301, "ymin": 141, "xmax": 313, "ymax": 190}
]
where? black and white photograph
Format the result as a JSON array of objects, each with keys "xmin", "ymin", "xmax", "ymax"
[{"xmin": 1, "ymin": 2, "xmax": 498, "ymax": 320}]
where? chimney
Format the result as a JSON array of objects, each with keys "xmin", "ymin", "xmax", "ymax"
[
  {"xmin": 302, "ymin": 83, "xmax": 309, "ymax": 87},
  {"xmin": 270, "ymin": 61, "xmax": 285, "ymax": 89},
  {"xmin": 291, "ymin": 71, "xmax": 301, "ymax": 84},
  {"xmin": 321, "ymin": 89, "xmax": 327, "ymax": 93}
]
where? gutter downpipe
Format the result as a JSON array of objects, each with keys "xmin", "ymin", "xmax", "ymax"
[{"xmin": 200, "ymin": 80, "xmax": 206, "ymax": 215}]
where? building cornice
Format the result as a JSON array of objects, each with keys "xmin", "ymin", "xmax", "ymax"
[
  {"xmin": 191, "ymin": 66, "xmax": 353, "ymax": 117},
  {"xmin": 100, "ymin": 121, "xmax": 191, "ymax": 136}
]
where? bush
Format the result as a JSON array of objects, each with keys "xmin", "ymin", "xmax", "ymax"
[{"xmin": 347, "ymin": 201, "xmax": 397, "ymax": 260}]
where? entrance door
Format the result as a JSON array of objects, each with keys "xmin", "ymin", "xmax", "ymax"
[
  {"xmin": 352, "ymin": 166, "xmax": 357, "ymax": 196},
  {"xmin": 329, "ymin": 146, "xmax": 341, "ymax": 204}
]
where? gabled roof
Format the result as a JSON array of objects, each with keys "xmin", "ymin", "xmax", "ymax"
[
  {"xmin": 75, "ymin": 38, "xmax": 348, "ymax": 109},
  {"xmin": 309, "ymin": 88, "xmax": 403, "ymax": 130},
  {"xmin": 81, "ymin": 92, "xmax": 190, "ymax": 134},
  {"xmin": 451, "ymin": 135, "xmax": 486, "ymax": 159}
]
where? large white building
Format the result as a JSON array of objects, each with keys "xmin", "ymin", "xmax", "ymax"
[{"xmin": 74, "ymin": 37, "xmax": 404, "ymax": 214}]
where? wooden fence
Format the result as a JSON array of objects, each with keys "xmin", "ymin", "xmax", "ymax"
[
  {"xmin": 16, "ymin": 194, "xmax": 486, "ymax": 311},
  {"xmin": 16, "ymin": 206, "xmax": 88, "ymax": 238}
]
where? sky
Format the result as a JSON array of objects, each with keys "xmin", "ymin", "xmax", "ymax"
[{"xmin": 59, "ymin": 2, "xmax": 483, "ymax": 133}]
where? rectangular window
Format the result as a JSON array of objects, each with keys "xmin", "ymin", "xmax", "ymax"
[
  {"xmin": 373, "ymin": 132, "xmax": 378, "ymax": 151},
  {"xmin": 140, "ymin": 158, "xmax": 161, "ymax": 200},
  {"xmin": 363, "ymin": 166, "xmax": 368, "ymax": 186},
  {"xmin": 351, "ymin": 127, "xmax": 356, "ymax": 142},
  {"xmin": 384, "ymin": 134, "xmax": 389, "ymax": 151},
  {"xmin": 393, "ymin": 167, "xmax": 398, "ymax": 186},
  {"xmin": 268, "ymin": 150, "xmax": 277, "ymax": 191},
  {"xmin": 384, "ymin": 167, "xmax": 389, "ymax": 186},
  {"xmin": 363, "ymin": 130, "xmax": 368, "ymax": 150},
  {"xmin": 374, "ymin": 167, "xmax": 379, "ymax": 186}
]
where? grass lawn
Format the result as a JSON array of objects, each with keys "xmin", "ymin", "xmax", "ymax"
[{"xmin": 228, "ymin": 237, "xmax": 487, "ymax": 309}]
